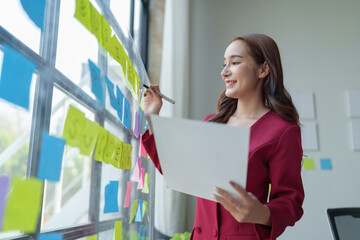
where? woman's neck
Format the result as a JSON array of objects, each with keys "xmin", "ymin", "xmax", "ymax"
[{"xmin": 233, "ymin": 97, "xmax": 269, "ymax": 120}]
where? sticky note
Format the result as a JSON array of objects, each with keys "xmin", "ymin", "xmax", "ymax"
[
  {"xmin": 303, "ymin": 158, "xmax": 315, "ymax": 170},
  {"xmin": 120, "ymin": 143, "xmax": 132, "ymax": 170},
  {"xmin": 110, "ymin": 36, "xmax": 127, "ymax": 72},
  {"xmin": 139, "ymin": 138, "xmax": 147, "ymax": 158},
  {"xmin": 134, "ymin": 111, "xmax": 140, "ymax": 138},
  {"xmin": 74, "ymin": 0, "xmax": 92, "ymax": 32},
  {"xmin": 135, "ymin": 199, "xmax": 143, "ymax": 222},
  {"xmin": 20, "ymin": 0, "xmax": 46, "ymax": 30},
  {"xmin": 123, "ymin": 97, "xmax": 131, "ymax": 129},
  {"xmin": 62, "ymin": 105, "xmax": 85, "ymax": 148},
  {"xmin": 137, "ymin": 168, "xmax": 145, "ymax": 190},
  {"xmin": 141, "ymin": 173, "xmax": 149, "ymax": 194},
  {"xmin": 142, "ymin": 200, "xmax": 149, "ymax": 221},
  {"xmin": 38, "ymin": 233, "xmax": 63, "ymax": 240},
  {"xmin": 131, "ymin": 158, "xmax": 141, "ymax": 182},
  {"xmin": 85, "ymin": 235, "xmax": 97, "ymax": 240},
  {"xmin": 0, "ymin": 176, "xmax": 10, "ymax": 230},
  {"xmin": 103, "ymin": 133, "xmax": 116, "ymax": 164},
  {"xmin": 129, "ymin": 200, "xmax": 138, "ymax": 224},
  {"xmin": 101, "ymin": 20, "xmax": 112, "ymax": 53},
  {"xmin": 320, "ymin": 158, "xmax": 332, "ymax": 170},
  {"xmin": 141, "ymin": 225, "xmax": 147, "ymax": 240},
  {"xmin": 90, "ymin": 5, "xmax": 103, "ymax": 46},
  {"xmin": 37, "ymin": 131, "xmax": 65, "ymax": 182},
  {"xmin": 88, "ymin": 59, "xmax": 104, "ymax": 104},
  {"xmin": 138, "ymin": 110, "xmax": 143, "ymax": 134},
  {"xmin": 123, "ymin": 181, "xmax": 132, "ymax": 208},
  {"xmin": 0, "ymin": 43, "xmax": 36, "ymax": 110},
  {"xmin": 136, "ymin": 225, "xmax": 143, "ymax": 240},
  {"xmin": 3, "ymin": 178, "xmax": 43, "ymax": 233},
  {"xmin": 94, "ymin": 127, "xmax": 108, "ymax": 162},
  {"xmin": 116, "ymin": 87, "xmax": 124, "ymax": 121},
  {"xmin": 114, "ymin": 221, "xmax": 122, "ymax": 240},
  {"xmin": 105, "ymin": 75, "xmax": 118, "ymax": 110},
  {"xmin": 79, "ymin": 119, "xmax": 99, "ymax": 156},
  {"xmin": 111, "ymin": 139, "xmax": 124, "ymax": 169},
  {"xmin": 104, "ymin": 181, "xmax": 119, "ymax": 213}
]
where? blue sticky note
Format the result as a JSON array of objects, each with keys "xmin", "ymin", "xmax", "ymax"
[
  {"xmin": 141, "ymin": 225, "xmax": 147, "ymax": 240},
  {"xmin": 116, "ymin": 87, "xmax": 124, "ymax": 121},
  {"xmin": 136, "ymin": 225, "xmax": 143, "ymax": 240},
  {"xmin": 123, "ymin": 98, "xmax": 131, "ymax": 129},
  {"xmin": 104, "ymin": 75, "xmax": 118, "ymax": 110},
  {"xmin": 320, "ymin": 158, "xmax": 332, "ymax": 170},
  {"xmin": 38, "ymin": 233, "xmax": 63, "ymax": 240},
  {"xmin": 88, "ymin": 59, "xmax": 104, "ymax": 103},
  {"xmin": 20, "ymin": 0, "xmax": 46, "ymax": 30},
  {"xmin": 0, "ymin": 43, "xmax": 36, "ymax": 110},
  {"xmin": 0, "ymin": 176, "xmax": 10, "ymax": 230},
  {"xmin": 37, "ymin": 132, "xmax": 65, "ymax": 182},
  {"xmin": 138, "ymin": 110, "xmax": 143, "ymax": 133},
  {"xmin": 104, "ymin": 181, "xmax": 119, "ymax": 213},
  {"xmin": 135, "ymin": 199, "xmax": 143, "ymax": 222}
]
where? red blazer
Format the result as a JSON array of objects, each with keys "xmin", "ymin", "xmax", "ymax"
[{"xmin": 142, "ymin": 111, "xmax": 304, "ymax": 240}]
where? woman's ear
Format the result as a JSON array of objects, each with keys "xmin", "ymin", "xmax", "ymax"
[{"xmin": 258, "ymin": 61, "xmax": 270, "ymax": 79}]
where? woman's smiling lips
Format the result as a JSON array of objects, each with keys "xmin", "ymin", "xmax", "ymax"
[{"xmin": 225, "ymin": 80, "xmax": 237, "ymax": 87}]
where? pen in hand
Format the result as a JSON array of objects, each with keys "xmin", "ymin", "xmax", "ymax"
[{"xmin": 140, "ymin": 83, "xmax": 175, "ymax": 104}]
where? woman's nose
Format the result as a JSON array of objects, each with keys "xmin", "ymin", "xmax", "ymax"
[{"xmin": 221, "ymin": 65, "xmax": 230, "ymax": 78}]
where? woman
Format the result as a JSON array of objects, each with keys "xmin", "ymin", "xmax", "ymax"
[{"xmin": 141, "ymin": 33, "xmax": 304, "ymax": 240}]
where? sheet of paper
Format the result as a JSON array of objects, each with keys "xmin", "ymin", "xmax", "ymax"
[
  {"xmin": 292, "ymin": 92, "xmax": 315, "ymax": 119},
  {"xmin": 0, "ymin": 176, "xmax": 10, "ymax": 230},
  {"xmin": 150, "ymin": 115, "xmax": 249, "ymax": 201},
  {"xmin": 301, "ymin": 121, "xmax": 318, "ymax": 151},
  {"xmin": 37, "ymin": 131, "xmax": 66, "ymax": 182},
  {"xmin": 20, "ymin": 0, "xmax": 46, "ymax": 30},
  {"xmin": 2, "ymin": 178, "xmax": 43, "ymax": 233},
  {"xmin": 104, "ymin": 181, "xmax": 119, "ymax": 213},
  {"xmin": 0, "ymin": 43, "xmax": 36, "ymax": 110}
]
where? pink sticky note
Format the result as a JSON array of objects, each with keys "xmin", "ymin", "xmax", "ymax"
[
  {"xmin": 137, "ymin": 168, "xmax": 145, "ymax": 189},
  {"xmin": 139, "ymin": 139, "xmax": 146, "ymax": 158},
  {"xmin": 134, "ymin": 111, "xmax": 140, "ymax": 138},
  {"xmin": 131, "ymin": 158, "xmax": 141, "ymax": 182},
  {"xmin": 123, "ymin": 181, "xmax": 132, "ymax": 208}
]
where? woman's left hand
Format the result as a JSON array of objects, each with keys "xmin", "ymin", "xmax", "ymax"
[{"xmin": 212, "ymin": 181, "xmax": 271, "ymax": 226}]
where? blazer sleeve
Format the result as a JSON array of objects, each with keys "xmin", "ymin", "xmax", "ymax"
[
  {"xmin": 255, "ymin": 125, "xmax": 305, "ymax": 240},
  {"xmin": 141, "ymin": 114, "xmax": 216, "ymax": 175}
]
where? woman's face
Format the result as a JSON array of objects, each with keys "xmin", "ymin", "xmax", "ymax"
[{"xmin": 221, "ymin": 40, "xmax": 263, "ymax": 100}]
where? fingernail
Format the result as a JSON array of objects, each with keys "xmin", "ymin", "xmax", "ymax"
[
  {"xmin": 211, "ymin": 194, "xmax": 216, "ymax": 199},
  {"xmin": 213, "ymin": 186, "xmax": 219, "ymax": 192},
  {"xmin": 229, "ymin": 181, "xmax": 235, "ymax": 186}
]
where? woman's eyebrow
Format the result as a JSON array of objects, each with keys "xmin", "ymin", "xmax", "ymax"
[{"xmin": 224, "ymin": 55, "xmax": 244, "ymax": 60}]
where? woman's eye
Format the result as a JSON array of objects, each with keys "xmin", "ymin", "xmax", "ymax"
[{"xmin": 232, "ymin": 62, "xmax": 240, "ymax": 65}]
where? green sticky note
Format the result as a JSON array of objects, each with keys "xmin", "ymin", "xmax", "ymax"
[
  {"xmin": 101, "ymin": 18, "xmax": 112, "ymax": 52},
  {"xmin": 3, "ymin": 178, "xmax": 43, "ymax": 233},
  {"xmin": 142, "ymin": 200, "xmax": 149, "ymax": 221},
  {"xmin": 85, "ymin": 234, "xmax": 97, "ymax": 240},
  {"xmin": 110, "ymin": 36, "xmax": 127, "ymax": 72},
  {"xmin": 129, "ymin": 200, "xmax": 138, "ymax": 224},
  {"xmin": 303, "ymin": 158, "xmax": 315, "ymax": 170},
  {"xmin": 62, "ymin": 105, "xmax": 85, "ymax": 148},
  {"xmin": 74, "ymin": 0, "xmax": 92, "ymax": 32},
  {"xmin": 141, "ymin": 173, "xmax": 149, "ymax": 194},
  {"xmin": 114, "ymin": 221, "xmax": 122, "ymax": 240},
  {"xmin": 94, "ymin": 127, "xmax": 108, "ymax": 162},
  {"xmin": 103, "ymin": 133, "xmax": 116, "ymax": 164},
  {"xmin": 90, "ymin": 6, "xmax": 103, "ymax": 46},
  {"xmin": 120, "ymin": 143, "xmax": 132, "ymax": 170},
  {"xmin": 79, "ymin": 119, "xmax": 99, "ymax": 156},
  {"xmin": 111, "ymin": 139, "xmax": 124, "ymax": 169}
]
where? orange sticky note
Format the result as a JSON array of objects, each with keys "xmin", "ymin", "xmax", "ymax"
[
  {"xmin": 94, "ymin": 127, "xmax": 108, "ymax": 162},
  {"xmin": 80, "ymin": 119, "xmax": 99, "ymax": 156},
  {"xmin": 62, "ymin": 105, "xmax": 85, "ymax": 148}
]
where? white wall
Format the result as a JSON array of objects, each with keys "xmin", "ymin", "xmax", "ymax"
[{"xmin": 189, "ymin": 0, "xmax": 360, "ymax": 239}]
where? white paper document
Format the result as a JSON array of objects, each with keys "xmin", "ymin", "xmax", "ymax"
[{"xmin": 149, "ymin": 115, "xmax": 250, "ymax": 202}]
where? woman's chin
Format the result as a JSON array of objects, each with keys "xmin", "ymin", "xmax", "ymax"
[{"xmin": 225, "ymin": 89, "xmax": 238, "ymax": 99}]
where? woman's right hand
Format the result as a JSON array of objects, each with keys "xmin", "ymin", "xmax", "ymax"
[{"xmin": 142, "ymin": 85, "xmax": 163, "ymax": 116}]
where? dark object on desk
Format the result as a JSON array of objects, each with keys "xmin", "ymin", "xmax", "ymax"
[{"xmin": 327, "ymin": 208, "xmax": 360, "ymax": 240}]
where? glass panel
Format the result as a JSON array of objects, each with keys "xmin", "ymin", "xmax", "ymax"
[
  {"xmin": 133, "ymin": 0, "xmax": 141, "ymax": 52},
  {"xmin": 41, "ymin": 87, "xmax": 94, "ymax": 231},
  {"xmin": 0, "ymin": 1, "xmax": 41, "ymax": 53},
  {"xmin": 55, "ymin": 0, "xmax": 98, "ymax": 93},
  {"xmin": 110, "ymin": 0, "xmax": 131, "ymax": 39}
]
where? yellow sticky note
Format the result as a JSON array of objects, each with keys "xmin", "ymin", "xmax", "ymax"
[
  {"xmin": 303, "ymin": 158, "xmax": 315, "ymax": 170},
  {"xmin": 111, "ymin": 139, "xmax": 124, "ymax": 169},
  {"xmin": 89, "ymin": 4, "xmax": 103, "ymax": 46},
  {"xmin": 129, "ymin": 200, "xmax": 138, "ymax": 224},
  {"xmin": 142, "ymin": 200, "xmax": 149, "ymax": 221},
  {"xmin": 110, "ymin": 36, "xmax": 127, "ymax": 71},
  {"xmin": 80, "ymin": 119, "xmax": 100, "ymax": 156},
  {"xmin": 103, "ymin": 133, "xmax": 116, "ymax": 164},
  {"xmin": 101, "ymin": 18, "xmax": 112, "ymax": 52},
  {"xmin": 74, "ymin": 0, "xmax": 92, "ymax": 32},
  {"xmin": 141, "ymin": 173, "xmax": 149, "ymax": 194},
  {"xmin": 114, "ymin": 221, "xmax": 122, "ymax": 240},
  {"xmin": 3, "ymin": 178, "xmax": 43, "ymax": 233},
  {"xmin": 62, "ymin": 105, "xmax": 85, "ymax": 148},
  {"xmin": 85, "ymin": 234, "xmax": 98, "ymax": 240},
  {"xmin": 94, "ymin": 127, "xmax": 109, "ymax": 162},
  {"xmin": 121, "ymin": 143, "xmax": 132, "ymax": 170}
]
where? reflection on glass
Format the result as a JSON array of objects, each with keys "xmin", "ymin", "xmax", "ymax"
[
  {"xmin": 110, "ymin": 0, "xmax": 131, "ymax": 39},
  {"xmin": 41, "ymin": 87, "xmax": 95, "ymax": 231},
  {"xmin": 0, "ymin": 1, "xmax": 41, "ymax": 53}
]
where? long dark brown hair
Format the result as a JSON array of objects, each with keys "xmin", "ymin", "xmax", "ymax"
[{"xmin": 209, "ymin": 33, "xmax": 299, "ymax": 125}]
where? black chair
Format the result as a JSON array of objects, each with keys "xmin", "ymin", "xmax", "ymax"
[{"xmin": 327, "ymin": 208, "xmax": 360, "ymax": 240}]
